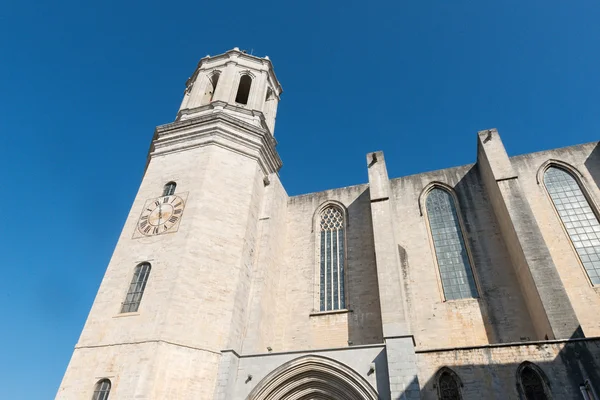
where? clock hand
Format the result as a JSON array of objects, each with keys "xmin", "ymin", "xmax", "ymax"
[{"xmin": 158, "ymin": 203, "xmax": 163, "ymax": 224}]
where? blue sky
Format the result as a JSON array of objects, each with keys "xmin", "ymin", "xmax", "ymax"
[{"xmin": 1, "ymin": 0, "xmax": 599, "ymax": 398}]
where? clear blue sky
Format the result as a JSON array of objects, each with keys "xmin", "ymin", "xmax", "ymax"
[{"xmin": 1, "ymin": 0, "xmax": 599, "ymax": 398}]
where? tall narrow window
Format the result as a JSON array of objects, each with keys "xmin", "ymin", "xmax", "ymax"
[
  {"xmin": 437, "ymin": 370, "xmax": 461, "ymax": 400},
  {"xmin": 426, "ymin": 188, "xmax": 478, "ymax": 300},
  {"xmin": 121, "ymin": 262, "xmax": 151, "ymax": 313},
  {"xmin": 544, "ymin": 166, "xmax": 600, "ymax": 285},
  {"xmin": 235, "ymin": 75, "xmax": 252, "ymax": 105},
  {"xmin": 201, "ymin": 73, "xmax": 220, "ymax": 105},
  {"xmin": 319, "ymin": 206, "xmax": 346, "ymax": 311},
  {"xmin": 163, "ymin": 181, "xmax": 176, "ymax": 197},
  {"xmin": 92, "ymin": 379, "xmax": 111, "ymax": 400},
  {"xmin": 518, "ymin": 363, "xmax": 550, "ymax": 400}
]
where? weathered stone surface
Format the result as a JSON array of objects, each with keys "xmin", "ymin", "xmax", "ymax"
[{"xmin": 56, "ymin": 49, "xmax": 600, "ymax": 399}]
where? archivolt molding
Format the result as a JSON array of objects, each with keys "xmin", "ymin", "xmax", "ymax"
[
  {"xmin": 418, "ymin": 181, "xmax": 458, "ymax": 217},
  {"xmin": 238, "ymin": 69, "xmax": 257, "ymax": 79},
  {"xmin": 536, "ymin": 159, "xmax": 584, "ymax": 185},
  {"xmin": 246, "ymin": 355, "xmax": 378, "ymax": 400},
  {"xmin": 311, "ymin": 200, "xmax": 348, "ymax": 233}
]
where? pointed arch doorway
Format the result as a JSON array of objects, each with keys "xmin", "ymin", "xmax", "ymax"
[{"xmin": 247, "ymin": 355, "xmax": 379, "ymax": 400}]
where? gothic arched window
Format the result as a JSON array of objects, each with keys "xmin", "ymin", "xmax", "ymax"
[
  {"xmin": 517, "ymin": 363, "xmax": 550, "ymax": 400},
  {"xmin": 425, "ymin": 188, "xmax": 478, "ymax": 300},
  {"xmin": 92, "ymin": 379, "xmax": 111, "ymax": 400},
  {"xmin": 121, "ymin": 262, "xmax": 151, "ymax": 313},
  {"xmin": 319, "ymin": 206, "xmax": 346, "ymax": 311},
  {"xmin": 544, "ymin": 166, "xmax": 600, "ymax": 285},
  {"xmin": 437, "ymin": 369, "xmax": 462, "ymax": 400},
  {"xmin": 235, "ymin": 75, "xmax": 252, "ymax": 105},
  {"xmin": 163, "ymin": 181, "xmax": 177, "ymax": 197}
]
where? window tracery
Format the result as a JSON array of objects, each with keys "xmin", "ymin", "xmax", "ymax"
[
  {"xmin": 544, "ymin": 166, "xmax": 600, "ymax": 285},
  {"xmin": 425, "ymin": 188, "xmax": 478, "ymax": 300},
  {"xmin": 319, "ymin": 206, "xmax": 346, "ymax": 311},
  {"xmin": 518, "ymin": 364, "xmax": 549, "ymax": 400},
  {"xmin": 438, "ymin": 371, "xmax": 461, "ymax": 400}
]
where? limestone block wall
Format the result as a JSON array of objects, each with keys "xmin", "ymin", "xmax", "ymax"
[
  {"xmin": 417, "ymin": 339, "xmax": 600, "ymax": 400},
  {"xmin": 270, "ymin": 184, "xmax": 384, "ymax": 351},
  {"xmin": 511, "ymin": 142, "xmax": 600, "ymax": 337},
  {"xmin": 241, "ymin": 174, "xmax": 289, "ymax": 354},
  {"xmin": 389, "ymin": 165, "xmax": 535, "ymax": 349},
  {"xmin": 59, "ymin": 141, "xmax": 269, "ymax": 397},
  {"xmin": 57, "ymin": 343, "xmax": 220, "ymax": 400}
]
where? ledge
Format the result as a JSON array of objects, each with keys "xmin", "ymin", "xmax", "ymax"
[
  {"xmin": 238, "ymin": 342, "xmax": 385, "ymax": 359},
  {"xmin": 415, "ymin": 335, "xmax": 600, "ymax": 354},
  {"xmin": 112, "ymin": 312, "xmax": 140, "ymax": 318},
  {"xmin": 309, "ymin": 309, "xmax": 352, "ymax": 317},
  {"xmin": 443, "ymin": 297, "xmax": 480, "ymax": 304}
]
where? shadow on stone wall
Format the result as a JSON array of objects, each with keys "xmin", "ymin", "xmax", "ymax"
[
  {"xmin": 346, "ymin": 188, "xmax": 384, "ymax": 347},
  {"xmin": 584, "ymin": 142, "xmax": 600, "ymax": 190},
  {"xmin": 411, "ymin": 328, "xmax": 600, "ymax": 400},
  {"xmin": 454, "ymin": 166, "xmax": 537, "ymax": 344}
]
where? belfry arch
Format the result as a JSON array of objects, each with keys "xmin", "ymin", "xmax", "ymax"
[{"xmin": 247, "ymin": 355, "xmax": 379, "ymax": 400}]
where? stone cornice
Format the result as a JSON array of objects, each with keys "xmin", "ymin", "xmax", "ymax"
[
  {"xmin": 152, "ymin": 112, "xmax": 282, "ymax": 175},
  {"xmin": 176, "ymin": 101, "xmax": 275, "ymax": 137}
]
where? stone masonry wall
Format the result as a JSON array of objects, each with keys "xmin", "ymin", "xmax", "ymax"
[
  {"xmin": 512, "ymin": 142, "xmax": 600, "ymax": 337},
  {"xmin": 389, "ymin": 164, "xmax": 535, "ymax": 349},
  {"xmin": 417, "ymin": 339, "xmax": 600, "ymax": 400},
  {"xmin": 271, "ymin": 184, "xmax": 384, "ymax": 351}
]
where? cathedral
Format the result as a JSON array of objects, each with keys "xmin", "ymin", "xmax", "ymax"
[{"xmin": 56, "ymin": 48, "xmax": 600, "ymax": 399}]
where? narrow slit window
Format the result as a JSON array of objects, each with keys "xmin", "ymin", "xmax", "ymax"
[
  {"xmin": 426, "ymin": 188, "xmax": 478, "ymax": 300},
  {"xmin": 121, "ymin": 263, "xmax": 151, "ymax": 313},
  {"xmin": 163, "ymin": 181, "xmax": 176, "ymax": 197},
  {"xmin": 92, "ymin": 379, "xmax": 111, "ymax": 400},
  {"xmin": 544, "ymin": 166, "xmax": 600, "ymax": 285},
  {"xmin": 518, "ymin": 364, "xmax": 549, "ymax": 400},
  {"xmin": 438, "ymin": 371, "xmax": 461, "ymax": 400},
  {"xmin": 235, "ymin": 75, "xmax": 252, "ymax": 105},
  {"xmin": 319, "ymin": 206, "xmax": 345, "ymax": 311}
]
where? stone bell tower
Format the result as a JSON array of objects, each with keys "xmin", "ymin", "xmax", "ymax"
[{"xmin": 56, "ymin": 48, "xmax": 283, "ymax": 399}]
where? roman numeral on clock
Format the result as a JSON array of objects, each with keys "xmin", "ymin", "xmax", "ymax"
[{"xmin": 169, "ymin": 216, "xmax": 179, "ymax": 223}]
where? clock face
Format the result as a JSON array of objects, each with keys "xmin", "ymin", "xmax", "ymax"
[{"xmin": 137, "ymin": 195, "xmax": 185, "ymax": 236}]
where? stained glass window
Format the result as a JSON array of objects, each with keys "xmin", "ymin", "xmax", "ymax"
[
  {"xmin": 121, "ymin": 263, "xmax": 151, "ymax": 313},
  {"xmin": 426, "ymin": 188, "xmax": 478, "ymax": 300},
  {"xmin": 438, "ymin": 371, "xmax": 461, "ymax": 400},
  {"xmin": 319, "ymin": 206, "xmax": 345, "ymax": 311},
  {"xmin": 92, "ymin": 379, "xmax": 111, "ymax": 400},
  {"xmin": 520, "ymin": 365, "xmax": 548, "ymax": 400},
  {"xmin": 544, "ymin": 167, "xmax": 600, "ymax": 285}
]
